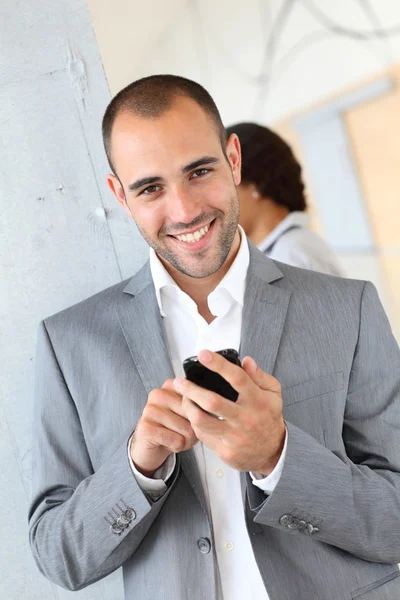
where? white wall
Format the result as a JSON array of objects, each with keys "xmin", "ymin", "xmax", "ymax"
[
  {"xmin": 87, "ymin": 0, "xmax": 400, "ymax": 125},
  {"xmin": 0, "ymin": 0, "xmax": 144, "ymax": 597}
]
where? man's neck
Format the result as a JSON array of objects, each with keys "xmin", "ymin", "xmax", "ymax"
[
  {"xmin": 159, "ymin": 229, "xmax": 241, "ymax": 323},
  {"xmin": 248, "ymin": 200, "xmax": 290, "ymax": 247}
]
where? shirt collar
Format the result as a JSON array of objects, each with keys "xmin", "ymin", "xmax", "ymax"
[
  {"xmin": 149, "ymin": 246, "xmax": 178, "ymax": 318},
  {"xmin": 149, "ymin": 225, "xmax": 249, "ymax": 317},
  {"xmin": 257, "ymin": 211, "xmax": 310, "ymax": 253}
]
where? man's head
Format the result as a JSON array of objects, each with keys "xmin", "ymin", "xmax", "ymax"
[
  {"xmin": 225, "ymin": 122, "xmax": 306, "ymax": 237},
  {"xmin": 103, "ymin": 75, "xmax": 241, "ymax": 280}
]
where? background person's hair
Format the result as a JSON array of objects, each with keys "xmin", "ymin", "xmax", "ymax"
[
  {"xmin": 226, "ymin": 122, "xmax": 307, "ymax": 212},
  {"xmin": 102, "ymin": 74, "xmax": 227, "ymax": 175}
]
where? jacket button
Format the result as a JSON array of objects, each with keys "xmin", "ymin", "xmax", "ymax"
[
  {"xmin": 110, "ymin": 522, "xmax": 123, "ymax": 535},
  {"xmin": 279, "ymin": 514, "xmax": 292, "ymax": 527},
  {"xmin": 197, "ymin": 537, "xmax": 211, "ymax": 554},
  {"xmin": 287, "ymin": 517, "xmax": 300, "ymax": 530},
  {"xmin": 304, "ymin": 523, "xmax": 320, "ymax": 535},
  {"xmin": 124, "ymin": 508, "xmax": 136, "ymax": 522},
  {"xmin": 310, "ymin": 525, "xmax": 319, "ymax": 535},
  {"xmin": 116, "ymin": 516, "xmax": 129, "ymax": 530},
  {"xmin": 298, "ymin": 520, "xmax": 307, "ymax": 532}
]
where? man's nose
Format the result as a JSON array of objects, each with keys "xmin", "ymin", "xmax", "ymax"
[{"xmin": 166, "ymin": 186, "xmax": 201, "ymax": 225}]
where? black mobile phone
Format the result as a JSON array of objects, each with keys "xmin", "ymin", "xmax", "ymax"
[{"xmin": 183, "ymin": 348, "xmax": 241, "ymax": 402}]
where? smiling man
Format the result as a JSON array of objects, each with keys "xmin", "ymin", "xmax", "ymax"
[{"xmin": 29, "ymin": 75, "xmax": 400, "ymax": 600}]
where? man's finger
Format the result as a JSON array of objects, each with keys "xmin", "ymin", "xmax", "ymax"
[
  {"xmin": 162, "ymin": 378, "xmax": 177, "ymax": 392},
  {"xmin": 174, "ymin": 377, "xmax": 239, "ymax": 421},
  {"xmin": 196, "ymin": 349, "xmax": 255, "ymax": 397},
  {"xmin": 148, "ymin": 386, "xmax": 187, "ymax": 419},
  {"xmin": 242, "ymin": 356, "xmax": 281, "ymax": 394},
  {"xmin": 182, "ymin": 396, "xmax": 227, "ymax": 434},
  {"xmin": 145, "ymin": 404, "xmax": 197, "ymax": 446}
]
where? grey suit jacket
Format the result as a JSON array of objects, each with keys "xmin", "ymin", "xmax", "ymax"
[{"xmin": 29, "ymin": 242, "xmax": 400, "ymax": 600}]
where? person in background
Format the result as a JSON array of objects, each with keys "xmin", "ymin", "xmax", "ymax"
[{"xmin": 225, "ymin": 122, "xmax": 342, "ymax": 276}]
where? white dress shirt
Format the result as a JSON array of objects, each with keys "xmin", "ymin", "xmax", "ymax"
[
  {"xmin": 130, "ymin": 227, "xmax": 287, "ymax": 600},
  {"xmin": 258, "ymin": 211, "xmax": 343, "ymax": 276}
]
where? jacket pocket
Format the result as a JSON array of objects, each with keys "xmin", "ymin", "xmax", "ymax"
[
  {"xmin": 351, "ymin": 569, "xmax": 400, "ymax": 599},
  {"xmin": 282, "ymin": 370, "xmax": 344, "ymax": 407}
]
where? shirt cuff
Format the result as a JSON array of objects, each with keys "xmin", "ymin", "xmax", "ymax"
[
  {"xmin": 127, "ymin": 434, "xmax": 177, "ymax": 500},
  {"xmin": 250, "ymin": 428, "xmax": 288, "ymax": 495}
]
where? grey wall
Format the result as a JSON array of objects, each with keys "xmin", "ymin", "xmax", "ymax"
[{"xmin": 0, "ymin": 1, "xmax": 148, "ymax": 598}]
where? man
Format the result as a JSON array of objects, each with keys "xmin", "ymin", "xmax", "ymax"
[
  {"xmin": 29, "ymin": 75, "xmax": 400, "ymax": 600},
  {"xmin": 225, "ymin": 122, "xmax": 343, "ymax": 276}
]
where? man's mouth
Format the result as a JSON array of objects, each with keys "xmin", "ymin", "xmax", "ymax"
[
  {"xmin": 169, "ymin": 219, "xmax": 215, "ymax": 243},
  {"xmin": 175, "ymin": 223, "xmax": 209, "ymax": 243}
]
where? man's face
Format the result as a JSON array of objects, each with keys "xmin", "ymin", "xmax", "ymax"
[{"xmin": 107, "ymin": 97, "xmax": 241, "ymax": 279}]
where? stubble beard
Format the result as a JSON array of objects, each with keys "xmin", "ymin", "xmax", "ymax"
[{"xmin": 136, "ymin": 192, "xmax": 240, "ymax": 279}]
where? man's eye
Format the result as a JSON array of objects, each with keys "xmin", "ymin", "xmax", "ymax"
[
  {"xmin": 142, "ymin": 185, "xmax": 161, "ymax": 195},
  {"xmin": 191, "ymin": 168, "xmax": 210, "ymax": 179}
]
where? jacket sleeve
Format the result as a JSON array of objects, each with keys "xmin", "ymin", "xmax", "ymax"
[
  {"xmin": 28, "ymin": 320, "xmax": 178, "ymax": 591},
  {"xmin": 247, "ymin": 282, "xmax": 400, "ymax": 563}
]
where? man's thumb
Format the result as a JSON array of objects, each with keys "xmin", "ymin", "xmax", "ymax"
[{"xmin": 242, "ymin": 356, "xmax": 280, "ymax": 393}]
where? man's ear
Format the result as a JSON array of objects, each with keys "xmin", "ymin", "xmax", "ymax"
[
  {"xmin": 226, "ymin": 133, "xmax": 241, "ymax": 186},
  {"xmin": 106, "ymin": 174, "xmax": 133, "ymax": 218}
]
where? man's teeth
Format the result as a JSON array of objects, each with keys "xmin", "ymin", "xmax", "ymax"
[{"xmin": 176, "ymin": 224, "xmax": 209, "ymax": 243}]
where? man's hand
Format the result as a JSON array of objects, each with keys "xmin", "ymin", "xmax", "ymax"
[
  {"xmin": 174, "ymin": 350, "xmax": 286, "ymax": 475},
  {"xmin": 130, "ymin": 379, "xmax": 198, "ymax": 477}
]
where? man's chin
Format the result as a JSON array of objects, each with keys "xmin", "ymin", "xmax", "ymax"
[{"xmin": 172, "ymin": 260, "xmax": 221, "ymax": 279}]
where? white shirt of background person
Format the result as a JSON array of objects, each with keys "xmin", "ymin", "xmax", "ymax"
[{"xmin": 258, "ymin": 211, "xmax": 343, "ymax": 277}]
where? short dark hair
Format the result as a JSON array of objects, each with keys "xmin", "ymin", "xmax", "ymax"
[
  {"xmin": 226, "ymin": 122, "xmax": 307, "ymax": 212},
  {"xmin": 102, "ymin": 74, "xmax": 227, "ymax": 174}
]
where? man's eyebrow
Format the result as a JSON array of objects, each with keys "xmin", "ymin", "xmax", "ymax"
[
  {"xmin": 128, "ymin": 176, "xmax": 163, "ymax": 192},
  {"xmin": 182, "ymin": 156, "xmax": 220, "ymax": 173},
  {"xmin": 127, "ymin": 156, "xmax": 220, "ymax": 192}
]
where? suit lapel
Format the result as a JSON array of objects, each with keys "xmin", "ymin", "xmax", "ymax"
[
  {"xmin": 239, "ymin": 245, "xmax": 292, "ymax": 501},
  {"xmin": 240, "ymin": 244, "xmax": 291, "ymax": 377},
  {"xmin": 240, "ymin": 276, "xmax": 291, "ymax": 377},
  {"xmin": 117, "ymin": 262, "xmax": 210, "ymax": 520},
  {"xmin": 117, "ymin": 267, "xmax": 174, "ymax": 397}
]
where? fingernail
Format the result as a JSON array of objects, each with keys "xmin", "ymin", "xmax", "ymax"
[
  {"xmin": 247, "ymin": 356, "xmax": 257, "ymax": 372},
  {"xmin": 174, "ymin": 377, "xmax": 185, "ymax": 390},
  {"xmin": 199, "ymin": 349, "xmax": 212, "ymax": 363}
]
